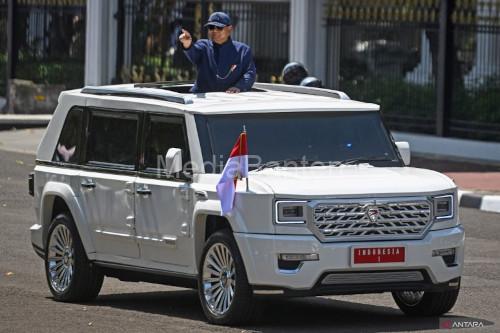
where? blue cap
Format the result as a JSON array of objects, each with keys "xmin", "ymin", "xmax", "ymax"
[{"xmin": 205, "ymin": 12, "xmax": 232, "ymax": 28}]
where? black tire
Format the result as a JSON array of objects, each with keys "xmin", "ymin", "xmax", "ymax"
[
  {"xmin": 198, "ymin": 230, "xmax": 256, "ymax": 325},
  {"xmin": 45, "ymin": 212, "xmax": 104, "ymax": 302},
  {"xmin": 392, "ymin": 284, "xmax": 460, "ymax": 316}
]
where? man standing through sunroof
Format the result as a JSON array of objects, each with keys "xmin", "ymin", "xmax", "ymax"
[{"xmin": 179, "ymin": 12, "xmax": 256, "ymax": 94}]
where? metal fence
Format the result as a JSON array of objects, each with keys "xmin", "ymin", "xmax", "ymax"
[
  {"xmin": 450, "ymin": 0, "xmax": 500, "ymax": 141},
  {"xmin": 7, "ymin": 0, "xmax": 86, "ymax": 90},
  {"xmin": 326, "ymin": 0, "xmax": 500, "ymax": 142},
  {"xmin": 0, "ymin": 0, "xmax": 7, "ymax": 97},
  {"xmin": 116, "ymin": 0, "xmax": 289, "ymax": 85}
]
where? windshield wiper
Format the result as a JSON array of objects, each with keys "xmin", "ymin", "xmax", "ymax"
[
  {"xmin": 331, "ymin": 156, "xmax": 392, "ymax": 166},
  {"xmin": 254, "ymin": 159, "xmax": 317, "ymax": 172}
]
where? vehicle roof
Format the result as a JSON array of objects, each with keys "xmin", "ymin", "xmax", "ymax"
[{"xmin": 64, "ymin": 83, "xmax": 380, "ymax": 115}]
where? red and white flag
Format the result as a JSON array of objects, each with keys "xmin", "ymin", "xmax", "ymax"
[{"xmin": 216, "ymin": 130, "xmax": 248, "ymax": 215}]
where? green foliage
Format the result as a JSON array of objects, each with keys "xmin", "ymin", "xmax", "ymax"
[
  {"xmin": 341, "ymin": 77, "xmax": 500, "ymax": 140},
  {"xmin": 342, "ymin": 77, "xmax": 500, "ymax": 122},
  {"xmin": 341, "ymin": 78, "xmax": 437, "ymax": 119},
  {"xmin": 452, "ymin": 77, "xmax": 500, "ymax": 123},
  {"xmin": 15, "ymin": 60, "xmax": 84, "ymax": 89}
]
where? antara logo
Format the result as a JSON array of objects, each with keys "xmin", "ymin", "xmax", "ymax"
[
  {"xmin": 366, "ymin": 206, "xmax": 380, "ymax": 222},
  {"xmin": 439, "ymin": 318, "xmax": 487, "ymax": 329}
]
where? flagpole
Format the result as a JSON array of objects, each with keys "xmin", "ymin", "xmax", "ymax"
[{"xmin": 243, "ymin": 125, "xmax": 249, "ymax": 192}]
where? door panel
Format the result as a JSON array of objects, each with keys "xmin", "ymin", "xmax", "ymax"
[
  {"xmin": 134, "ymin": 113, "xmax": 194, "ymax": 273},
  {"xmin": 134, "ymin": 177, "xmax": 194, "ymax": 272},
  {"xmin": 79, "ymin": 108, "xmax": 141, "ymax": 260},
  {"xmin": 79, "ymin": 171, "xmax": 139, "ymax": 259}
]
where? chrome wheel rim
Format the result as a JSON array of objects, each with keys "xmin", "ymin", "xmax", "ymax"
[
  {"xmin": 47, "ymin": 224, "xmax": 74, "ymax": 294},
  {"xmin": 397, "ymin": 291, "xmax": 425, "ymax": 306},
  {"xmin": 202, "ymin": 243, "xmax": 236, "ymax": 316}
]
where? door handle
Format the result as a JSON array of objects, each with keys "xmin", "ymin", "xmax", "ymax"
[
  {"xmin": 80, "ymin": 179, "xmax": 96, "ymax": 189},
  {"xmin": 195, "ymin": 190, "xmax": 208, "ymax": 200},
  {"xmin": 136, "ymin": 186, "xmax": 152, "ymax": 195}
]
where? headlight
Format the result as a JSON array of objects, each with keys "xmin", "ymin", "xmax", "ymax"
[
  {"xmin": 275, "ymin": 201, "xmax": 307, "ymax": 224},
  {"xmin": 433, "ymin": 194, "xmax": 454, "ymax": 220}
]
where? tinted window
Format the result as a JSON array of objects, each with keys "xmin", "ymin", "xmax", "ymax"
[
  {"xmin": 195, "ymin": 111, "xmax": 400, "ymax": 172},
  {"xmin": 144, "ymin": 115, "xmax": 190, "ymax": 171},
  {"xmin": 53, "ymin": 107, "xmax": 82, "ymax": 163},
  {"xmin": 86, "ymin": 111, "xmax": 138, "ymax": 167}
]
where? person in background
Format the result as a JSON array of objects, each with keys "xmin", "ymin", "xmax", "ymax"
[{"xmin": 179, "ymin": 12, "xmax": 256, "ymax": 93}]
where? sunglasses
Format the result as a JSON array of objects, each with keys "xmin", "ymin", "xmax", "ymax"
[{"xmin": 207, "ymin": 25, "xmax": 224, "ymax": 31}]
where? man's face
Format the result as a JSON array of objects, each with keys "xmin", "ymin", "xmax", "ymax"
[{"xmin": 208, "ymin": 25, "xmax": 232, "ymax": 44}]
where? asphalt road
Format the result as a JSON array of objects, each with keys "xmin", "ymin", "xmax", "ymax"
[{"xmin": 1, "ymin": 149, "xmax": 499, "ymax": 333}]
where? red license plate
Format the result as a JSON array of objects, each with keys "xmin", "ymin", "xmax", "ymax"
[{"xmin": 353, "ymin": 247, "xmax": 405, "ymax": 264}]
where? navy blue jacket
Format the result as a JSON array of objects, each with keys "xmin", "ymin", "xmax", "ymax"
[{"xmin": 183, "ymin": 38, "xmax": 256, "ymax": 93}]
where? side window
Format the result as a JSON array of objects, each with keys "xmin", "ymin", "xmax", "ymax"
[
  {"xmin": 144, "ymin": 115, "xmax": 190, "ymax": 172},
  {"xmin": 53, "ymin": 107, "xmax": 83, "ymax": 163},
  {"xmin": 86, "ymin": 111, "xmax": 139, "ymax": 168}
]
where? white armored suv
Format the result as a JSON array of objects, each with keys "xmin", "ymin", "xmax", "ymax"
[{"xmin": 29, "ymin": 82, "xmax": 464, "ymax": 325}]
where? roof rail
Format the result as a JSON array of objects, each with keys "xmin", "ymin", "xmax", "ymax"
[
  {"xmin": 134, "ymin": 80, "xmax": 194, "ymax": 88},
  {"xmin": 254, "ymin": 82, "xmax": 350, "ymax": 100},
  {"xmin": 81, "ymin": 86, "xmax": 193, "ymax": 104}
]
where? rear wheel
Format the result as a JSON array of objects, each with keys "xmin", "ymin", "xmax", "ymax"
[
  {"xmin": 198, "ymin": 230, "xmax": 255, "ymax": 325},
  {"xmin": 392, "ymin": 284, "xmax": 460, "ymax": 316},
  {"xmin": 45, "ymin": 213, "xmax": 104, "ymax": 302}
]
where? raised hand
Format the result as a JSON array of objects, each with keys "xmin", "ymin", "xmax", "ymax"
[
  {"xmin": 226, "ymin": 87, "xmax": 241, "ymax": 94},
  {"xmin": 179, "ymin": 29, "xmax": 193, "ymax": 49}
]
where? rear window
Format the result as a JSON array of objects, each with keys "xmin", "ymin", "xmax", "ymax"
[
  {"xmin": 85, "ymin": 111, "xmax": 139, "ymax": 168},
  {"xmin": 53, "ymin": 107, "xmax": 83, "ymax": 163}
]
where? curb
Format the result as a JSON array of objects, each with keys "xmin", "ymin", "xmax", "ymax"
[
  {"xmin": 458, "ymin": 190, "xmax": 500, "ymax": 214},
  {"xmin": 0, "ymin": 114, "xmax": 52, "ymax": 129}
]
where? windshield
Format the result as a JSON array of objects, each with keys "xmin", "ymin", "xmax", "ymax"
[{"xmin": 195, "ymin": 111, "xmax": 401, "ymax": 173}]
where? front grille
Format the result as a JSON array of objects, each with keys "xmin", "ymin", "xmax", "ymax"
[{"xmin": 312, "ymin": 199, "xmax": 432, "ymax": 241}]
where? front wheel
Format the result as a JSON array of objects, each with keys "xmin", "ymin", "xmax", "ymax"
[
  {"xmin": 45, "ymin": 213, "xmax": 104, "ymax": 302},
  {"xmin": 392, "ymin": 284, "xmax": 460, "ymax": 316},
  {"xmin": 198, "ymin": 230, "xmax": 255, "ymax": 325}
]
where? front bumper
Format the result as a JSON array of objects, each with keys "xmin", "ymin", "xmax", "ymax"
[{"xmin": 234, "ymin": 225, "xmax": 464, "ymax": 293}]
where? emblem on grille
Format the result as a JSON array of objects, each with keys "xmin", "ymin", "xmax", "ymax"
[{"xmin": 366, "ymin": 206, "xmax": 380, "ymax": 222}]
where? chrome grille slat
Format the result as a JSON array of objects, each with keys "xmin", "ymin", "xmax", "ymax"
[
  {"xmin": 312, "ymin": 199, "xmax": 432, "ymax": 241},
  {"xmin": 321, "ymin": 225, "xmax": 426, "ymax": 232},
  {"xmin": 315, "ymin": 218, "xmax": 429, "ymax": 225}
]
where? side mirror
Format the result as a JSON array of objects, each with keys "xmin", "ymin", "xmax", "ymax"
[
  {"xmin": 395, "ymin": 141, "xmax": 411, "ymax": 166},
  {"xmin": 165, "ymin": 148, "xmax": 183, "ymax": 174}
]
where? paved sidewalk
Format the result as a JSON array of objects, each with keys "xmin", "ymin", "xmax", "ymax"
[
  {"xmin": 1, "ymin": 126, "xmax": 499, "ymax": 214},
  {"xmin": 446, "ymin": 172, "xmax": 500, "ymax": 192},
  {"xmin": 0, "ymin": 128, "xmax": 45, "ymax": 155}
]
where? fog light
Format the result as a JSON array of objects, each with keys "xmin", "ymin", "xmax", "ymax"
[
  {"xmin": 433, "ymin": 248, "xmax": 456, "ymax": 267},
  {"xmin": 278, "ymin": 253, "xmax": 319, "ymax": 272},
  {"xmin": 279, "ymin": 253, "xmax": 319, "ymax": 261},
  {"xmin": 432, "ymin": 248, "xmax": 455, "ymax": 257}
]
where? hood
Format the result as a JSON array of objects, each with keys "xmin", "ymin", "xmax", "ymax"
[{"xmin": 246, "ymin": 165, "xmax": 455, "ymax": 197}]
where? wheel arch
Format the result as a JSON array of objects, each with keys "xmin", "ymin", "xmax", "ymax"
[
  {"xmin": 193, "ymin": 211, "xmax": 231, "ymax": 271},
  {"xmin": 40, "ymin": 182, "xmax": 95, "ymax": 255}
]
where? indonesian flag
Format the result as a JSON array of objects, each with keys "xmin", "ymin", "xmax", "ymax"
[{"xmin": 216, "ymin": 130, "xmax": 248, "ymax": 215}]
